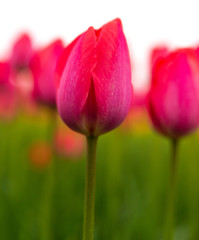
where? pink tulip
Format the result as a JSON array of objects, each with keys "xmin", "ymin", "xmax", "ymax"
[
  {"xmin": 8, "ymin": 33, "xmax": 36, "ymax": 113},
  {"xmin": 56, "ymin": 18, "xmax": 133, "ymax": 136},
  {"xmin": 31, "ymin": 39, "xmax": 64, "ymax": 106},
  {"xmin": 147, "ymin": 47, "xmax": 199, "ymax": 139},
  {"xmin": 10, "ymin": 33, "xmax": 34, "ymax": 71},
  {"xmin": 0, "ymin": 61, "xmax": 10, "ymax": 84},
  {"xmin": 0, "ymin": 60, "xmax": 16, "ymax": 119},
  {"xmin": 150, "ymin": 45, "xmax": 168, "ymax": 70},
  {"xmin": 54, "ymin": 127, "xmax": 85, "ymax": 159}
]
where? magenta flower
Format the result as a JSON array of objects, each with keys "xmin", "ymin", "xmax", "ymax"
[
  {"xmin": 55, "ymin": 19, "xmax": 132, "ymax": 240},
  {"xmin": 10, "ymin": 33, "xmax": 34, "ymax": 71},
  {"xmin": 31, "ymin": 39, "xmax": 64, "ymax": 107},
  {"xmin": 56, "ymin": 18, "xmax": 133, "ymax": 136},
  {"xmin": 150, "ymin": 45, "xmax": 168, "ymax": 72},
  {"xmin": 0, "ymin": 61, "xmax": 16, "ymax": 119},
  {"xmin": 147, "ymin": 47, "xmax": 199, "ymax": 240},
  {"xmin": 147, "ymin": 47, "xmax": 199, "ymax": 139},
  {"xmin": 8, "ymin": 33, "xmax": 35, "ymax": 112}
]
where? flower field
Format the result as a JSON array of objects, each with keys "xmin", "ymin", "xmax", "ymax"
[{"xmin": 0, "ymin": 111, "xmax": 198, "ymax": 240}]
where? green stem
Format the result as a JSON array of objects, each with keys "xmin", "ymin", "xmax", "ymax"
[
  {"xmin": 40, "ymin": 110, "xmax": 57, "ymax": 240},
  {"xmin": 83, "ymin": 136, "xmax": 98, "ymax": 240},
  {"xmin": 164, "ymin": 138, "xmax": 179, "ymax": 240}
]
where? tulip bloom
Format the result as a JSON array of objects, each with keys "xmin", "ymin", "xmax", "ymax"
[
  {"xmin": 147, "ymin": 48, "xmax": 199, "ymax": 139},
  {"xmin": 150, "ymin": 45, "xmax": 168, "ymax": 71},
  {"xmin": 0, "ymin": 61, "xmax": 16, "ymax": 119},
  {"xmin": 147, "ymin": 47, "xmax": 199, "ymax": 240},
  {"xmin": 55, "ymin": 18, "xmax": 132, "ymax": 240},
  {"xmin": 31, "ymin": 39, "xmax": 64, "ymax": 107},
  {"xmin": 56, "ymin": 18, "xmax": 132, "ymax": 136},
  {"xmin": 10, "ymin": 33, "xmax": 34, "ymax": 71}
]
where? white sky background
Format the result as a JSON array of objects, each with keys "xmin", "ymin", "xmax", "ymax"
[{"xmin": 0, "ymin": 0, "xmax": 199, "ymax": 91}]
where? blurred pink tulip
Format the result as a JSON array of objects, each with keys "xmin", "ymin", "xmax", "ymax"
[
  {"xmin": 55, "ymin": 127, "xmax": 85, "ymax": 159},
  {"xmin": 8, "ymin": 33, "xmax": 35, "ymax": 114},
  {"xmin": 56, "ymin": 18, "xmax": 133, "ymax": 136},
  {"xmin": 0, "ymin": 61, "xmax": 10, "ymax": 84},
  {"xmin": 150, "ymin": 45, "xmax": 168, "ymax": 70},
  {"xmin": 131, "ymin": 91, "xmax": 147, "ymax": 109},
  {"xmin": 10, "ymin": 33, "xmax": 34, "ymax": 71},
  {"xmin": 31, "ymin": 39, "xmax": 64, "ymax": 107},
  {"xmin": 0, "ymin": 61, "xmax": 16, "ymax": 119},
  {"xmin": 147, "ymin": 47, "xmax": 199, "ymax": 139}
]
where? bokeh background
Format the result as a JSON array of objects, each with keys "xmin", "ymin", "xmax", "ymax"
[
  {"xmin": 0, "ymin": 0, "xmax": 199, "ymax": 239},
  {"xmin": 1, "ymin": 0, "xmax": 199, "ymax": 90}
]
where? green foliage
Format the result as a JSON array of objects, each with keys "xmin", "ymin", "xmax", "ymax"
[{"xmin": 0, "ymin": 116, "xmax": 198, "ymax": 240}]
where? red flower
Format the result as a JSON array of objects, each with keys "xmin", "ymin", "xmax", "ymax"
[
  {"xmin": 147, "ymin": 47, "xmax": 199, "ymax": 138},
  {"xmin": 31, "ymin": 39, "xmax": 64, "ymax": 107},
  {"xmin": 56, "ymin": 19, "xmax": 133, "ymax": 136},
  {"xmin": 10, "ymin": 33, "xmax": 34, "ymax": 71},
  {"xmin": 0, "ymin": 61, "xmax": 16, "ymax": 119}
]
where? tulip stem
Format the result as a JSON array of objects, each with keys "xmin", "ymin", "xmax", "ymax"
[
  {"xmin": 40, "ymin": 110, "xmax": 57, "ymax": 240},
  {"xmin": 164, "ymin": 138, "xmax": 179, "ymax": 240},
  {"xmin": 83, "ymin": 136, "xmax": 98, "ymax": 240}
]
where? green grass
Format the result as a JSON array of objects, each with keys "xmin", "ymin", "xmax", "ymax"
[{"xmin": 0, "ymin": 114, "xmax": 199, "ymax": 240}]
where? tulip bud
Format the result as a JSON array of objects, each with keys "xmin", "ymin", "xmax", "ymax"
[
  {"xmin": 150, "ymin": 45, "xmax": 168, "ymax": 71},
  {"xmin": 31, "ymin": 39, "xmax": 64, "ymax": 107},
  {"xmin": 10, "ymin": 33, "xmax": 34, "ymax": 71},
  {"xmin": 147, "ymin": 47, "xmax": 199, "ymax": 139},
  {"xmin": 56, "ymin": 19, "xmax": 133, "ymax": 136},
  {"xmin": 0, "ymin": 61, "xmax": 16, "ymax": 119}
]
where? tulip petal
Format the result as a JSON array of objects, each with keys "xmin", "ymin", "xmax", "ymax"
[
  {"xmin": 150, "ymin": 46, "xmax": 168, "ymax": 68},
  {"xmin": 55, "ymin": 35, "xmax": 81, "ymax": 90},
  {"xmin": 92, "ymin": 19, "xmax": 132, "ymax": 135},
  {"xmin": 57, "ymin": 27, "xmax": 98, "ymax": 134},
  {"xmin": 11, "ymin": 33, "xmax": 33, "ymax": 70},
  {"xmin": 31, "ymin": 40, "xmax": 64, "ymax": 106}
]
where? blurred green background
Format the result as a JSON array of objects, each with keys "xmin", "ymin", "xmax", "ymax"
[{"xmin": 0, "ymin": 111, "xmax": 199, "ymax": 240}]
